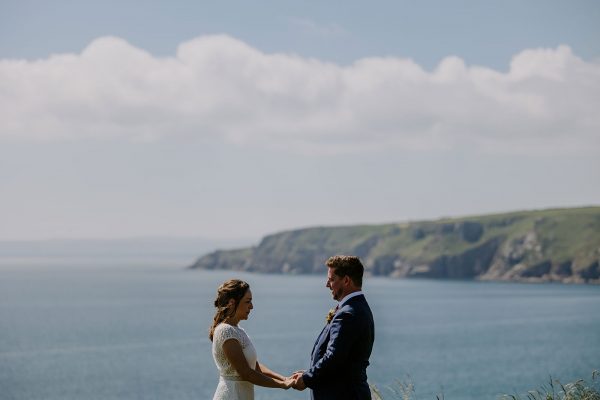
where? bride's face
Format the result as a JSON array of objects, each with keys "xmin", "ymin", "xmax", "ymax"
[{"xmin": 234, "ymin": 289, "xmax": 253, "ymax": 321}]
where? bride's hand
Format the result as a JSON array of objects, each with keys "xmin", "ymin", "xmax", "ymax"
[
  {"xmin": 291, "ymin": 370, "xmax": 304, "ymax": 380},
  {"xmin": 280, "ymin": 377, "xmax": 295, "ymax": 390}
]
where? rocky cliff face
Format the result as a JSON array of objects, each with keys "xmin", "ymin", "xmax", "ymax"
[{"xmin": 189, "ymin": 207, "xmax": 600, "ymax": 284}]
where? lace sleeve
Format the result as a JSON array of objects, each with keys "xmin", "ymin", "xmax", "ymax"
[{"xmin": 214, "ymin": 323, "xmax": 241, "ymax": 347}]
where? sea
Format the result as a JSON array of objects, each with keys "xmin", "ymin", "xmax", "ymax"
[{"xmin": 1, "ymin": 257, "xmax": 599, "ymax": 400}]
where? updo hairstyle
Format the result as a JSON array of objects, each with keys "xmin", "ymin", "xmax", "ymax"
[{"xmin": 208, "ymin": 279, "xmax": 250, "ymax": 341}]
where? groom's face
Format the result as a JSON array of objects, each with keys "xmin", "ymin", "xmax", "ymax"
[{"xmin": 326, "ymin": 268, "xmax": 344, "ymax": 301}]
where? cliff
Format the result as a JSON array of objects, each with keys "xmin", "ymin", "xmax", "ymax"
[{"xmin": 189, "ymin": 207, "xmax": 600, "ymax": 284}]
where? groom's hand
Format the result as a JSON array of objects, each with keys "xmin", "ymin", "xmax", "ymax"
[{"xmin": 292, "ymin": 375, "xmax": 306, "ymax": 391}]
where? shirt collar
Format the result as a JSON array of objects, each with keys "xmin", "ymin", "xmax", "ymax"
[{"xmin": 338, "ymin": 290, "xmax": 364, "ymax": 308}]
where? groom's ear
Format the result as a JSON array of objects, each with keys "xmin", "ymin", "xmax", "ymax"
[{"xmin": 343, "ymin": 275, "xmax": 350, "ymax": 286}]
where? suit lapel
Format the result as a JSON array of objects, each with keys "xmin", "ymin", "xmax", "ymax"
[
  {"xmin": 311, "ymin": 323, "xmax": 331, "ymax": 363},
  {"xmin": 311, "ymin": 297, "xmax": 365, "ymax": 365}
]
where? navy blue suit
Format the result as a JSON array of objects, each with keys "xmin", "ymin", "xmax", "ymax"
[{"xmin": 302, "ymin": 294, "xmax": 375, "ymax": 400}]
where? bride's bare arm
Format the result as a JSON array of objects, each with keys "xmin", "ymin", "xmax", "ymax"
[
  {"xmin": 222, "ymin": 339, "xmax": 292, "ymax": 389},
  {"xmin": 255, "ymin": 361, "xmax": 285, "ymax": 381}
]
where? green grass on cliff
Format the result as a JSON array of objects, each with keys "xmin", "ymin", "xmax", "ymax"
[
  {"xmin": 192, "ymin": 206, "xmax": 600, "ymax": 280},
  {"xmin": 364, "ymin": 206, "xmax": 599, "ymax": 266}
]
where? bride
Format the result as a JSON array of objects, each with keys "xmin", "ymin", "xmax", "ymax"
[{"xmin": 209, "ymin": 279, "xmax": 294, "ymax": 399}]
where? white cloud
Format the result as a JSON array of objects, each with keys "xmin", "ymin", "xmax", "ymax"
[{"xmin": 1, "ymin": 35, "xmax": 599, "ymax": 155}]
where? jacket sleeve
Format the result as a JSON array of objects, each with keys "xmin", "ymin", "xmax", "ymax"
[{"xmin": 303, "ymin": 310, "xmax": 356, "ymax": 388}]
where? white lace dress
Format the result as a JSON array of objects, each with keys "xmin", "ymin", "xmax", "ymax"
[{"xmin": 212, "ymin": 323, "xmax": 257, "ymax": 400}]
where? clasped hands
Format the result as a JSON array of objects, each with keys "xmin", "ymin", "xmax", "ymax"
[{"xmin": 282, "ymin": 370, "xmax": 306, "ymax": 390}]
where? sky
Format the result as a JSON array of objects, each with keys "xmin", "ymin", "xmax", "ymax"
[{"xmin": 1, "ymin": 0, "xmax": 599, "ymax": 242}]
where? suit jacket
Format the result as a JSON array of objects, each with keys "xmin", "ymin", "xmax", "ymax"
[{"xmin": 302, "ymin": 294, "xmax": 375, "ymax": 400}]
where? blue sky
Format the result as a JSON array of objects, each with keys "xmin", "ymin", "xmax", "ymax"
[
  {"xmin": 1, "ymin": 0, "xmax": 599, "ymax": 241},
  {"xmin": 2, "ymin": 1, "xmax": 600, "ymax": 68}
]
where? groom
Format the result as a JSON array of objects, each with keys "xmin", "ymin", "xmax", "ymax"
[{"xmin": 293, "ymin": 255, "xmax": 375, "ymax": 400}]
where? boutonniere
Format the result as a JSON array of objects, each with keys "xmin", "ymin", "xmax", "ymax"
[{"xmin": 325, "ymin": 307, "xmax": 338, "ymax": 324}]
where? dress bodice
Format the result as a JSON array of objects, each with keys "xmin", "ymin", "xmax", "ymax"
[{"xmin": 212, "ymin": 323, "xmax": 257, "ymax": 379}]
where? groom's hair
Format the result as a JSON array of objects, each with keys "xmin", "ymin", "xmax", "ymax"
[{"xmin": 326, "ymin": 255, "xmax": 363, "ymax": 287}]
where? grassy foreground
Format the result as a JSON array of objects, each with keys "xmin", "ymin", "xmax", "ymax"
[{"xmin": 370, "ymin": 371, "xmax": 600, "ymax": 400}]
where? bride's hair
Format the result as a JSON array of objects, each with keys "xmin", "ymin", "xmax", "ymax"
[{"xmin": 209, "ymin": 279, "xmax": 250, "ymax": 341}]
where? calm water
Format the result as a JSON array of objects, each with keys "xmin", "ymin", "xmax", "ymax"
[{"xmin": 1, "ymin": 259, "xmax": 599, "ymax": 400}]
